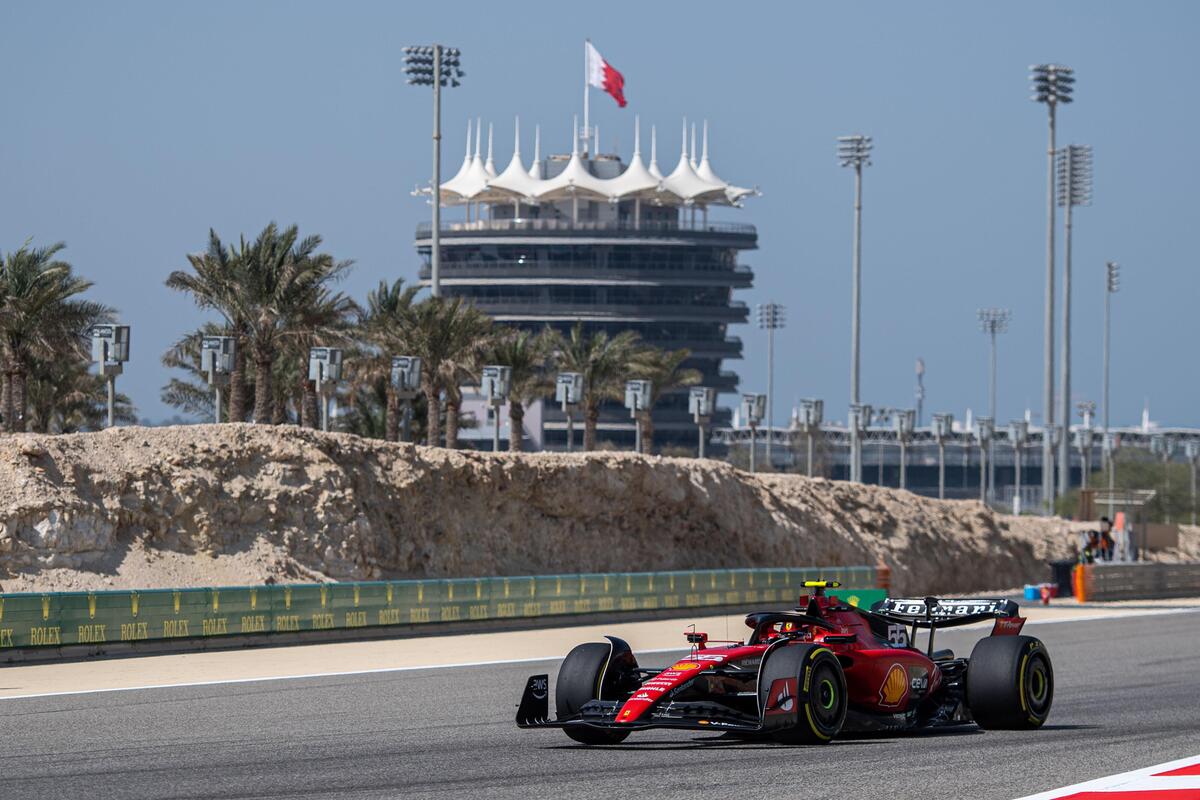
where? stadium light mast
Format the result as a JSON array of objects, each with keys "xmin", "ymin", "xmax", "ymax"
[
  {"xmin": 404, "ymin": 44, "xmax": 464, "ymax": 298},
  {"xmin": 978, "ymin": 309, "xmax": 1011, "ymax": 422},
  {"xmin": 914, "ymin": 358, "xmax": 926, "ymax": 427},
  {"xmin": 757, "ymin": 303, "xmax": 785, "ymax": 467},
  {"xmin": 1057, "ymin": 143, "xmax": 1093, "ymax": 498},
  {"xmin": 1103, "ymin": 260, "xmax": 1120, "ymax": 486},
  {"xmin": 838, "ymin": 133, "xmax": 872, "ymax": 481},
  {"xmin": 1030, "ymin": 63, "xmax": 1074, "ymax": 513},
  {"xmin": 979, "ymin": 308, "xmax": 1011, "ymax": 499}
]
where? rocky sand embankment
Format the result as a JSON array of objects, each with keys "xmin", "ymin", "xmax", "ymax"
[{"xmin": 0, "ymin": 424, "xmax": 1165, "ymax": 595}]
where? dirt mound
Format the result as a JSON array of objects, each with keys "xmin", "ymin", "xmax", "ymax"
[{"xmin": 0, "ymin": 424, "xmax": 1080, "ymax": 594}]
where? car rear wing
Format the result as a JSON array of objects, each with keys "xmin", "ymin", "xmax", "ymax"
[
  {"xmin": 869, "ymin": 596, "xmax": 1026, "ymax": 656},
  {"xmin": 871, "ymin": 597, "xmax": 1020, "ymax": 629}
]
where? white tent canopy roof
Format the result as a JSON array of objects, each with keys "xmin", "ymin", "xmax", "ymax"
[
  {"xmin": 485, "ymin": 118, "xmax": 543, "ymax": 201},
  {"xmin": 431, "ymin": 116, "xmax": 758, "ymax": 208}
]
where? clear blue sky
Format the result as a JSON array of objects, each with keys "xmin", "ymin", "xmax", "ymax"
[{"xmin": 2, "ymin": 1, "xmax": 1196, "ymax": 427}]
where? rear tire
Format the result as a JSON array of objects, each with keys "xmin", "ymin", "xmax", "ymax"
[
  {"xmin": 967, "ymin": 635, "xmax": 1053, "ymax": 730},
  {"xmin": 556, "ymin": 642, "xmax": 631, "ymax": 745},
  {"xmin": 761, "ymin": 645, "xmax": 847, "ymax": 745}
]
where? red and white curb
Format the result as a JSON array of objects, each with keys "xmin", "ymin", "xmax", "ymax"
[{"xmin": 1016, "ymin": 754, "xmax": 1200, "ymax": 799}]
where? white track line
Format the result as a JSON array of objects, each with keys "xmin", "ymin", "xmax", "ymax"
[
  {"xmin": 0, "ymin": 647, "xmax": 688, "ymax": 702},
  {"xmin": 1015, "ymin": 752, "xmax": 1200, "ymax": 798},
  {"xmin": 0, "ymin": 605, "xmax": 1195, "ymax": 703}
]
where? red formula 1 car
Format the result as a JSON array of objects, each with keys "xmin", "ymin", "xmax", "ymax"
[{"xmin": 516, "ymin": 581, "xmax": 1053, "ymax": 744}]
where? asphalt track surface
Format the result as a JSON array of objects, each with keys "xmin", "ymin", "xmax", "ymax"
[{"xmin": 2, "ymin": 611, "xmax": 1198, "ymax": 800}]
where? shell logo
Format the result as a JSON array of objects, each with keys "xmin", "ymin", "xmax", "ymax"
[
  {"xmin": 879, "ymin": 663, "xmax": 909, "ymax": 707},
  {"xmin": 670, "ymin": 661, "xmax": 702, "ymax": 671}
]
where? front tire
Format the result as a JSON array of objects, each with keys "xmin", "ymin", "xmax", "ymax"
[
  {"xmin": 556, "ymin": 642, "xmax": 631, "ymax": 745},
  {"xmin": 761, "ymin": 644, "xmax": 847, "ymax": 745},
  {"xmin": 967, "ymin": 635, "xmax": 1054, "ymax": 730}
]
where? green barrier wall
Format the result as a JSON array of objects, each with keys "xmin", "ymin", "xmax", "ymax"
[{"xmin": 0, "ymin": 566, "xmax": 882, "ymax": 651}]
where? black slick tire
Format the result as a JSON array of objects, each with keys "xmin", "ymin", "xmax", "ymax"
[
  {"xmin": 967, "ymin": 635, "xmax": 1054, "ymax": 730},
  {"xmin": 555, "ymin": 642, "xmax": 630, "ymax": 745},
  {"xmin": 761, "ymin": 644, "xmax": 847, "ymax": 745}
]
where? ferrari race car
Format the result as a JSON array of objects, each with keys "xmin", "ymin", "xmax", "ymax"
[{"xmin": 516, "ymin": 581, "xmax": 1052, "ymax": 744}]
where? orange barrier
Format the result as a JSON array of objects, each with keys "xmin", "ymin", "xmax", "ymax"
[
  {"xmin": 1072, "ymin": 563, "xmax": 1093, "ymax": 602},
  {"xmin": 875, "ymin": 562, "xmax": 891, "ymax": 591}
]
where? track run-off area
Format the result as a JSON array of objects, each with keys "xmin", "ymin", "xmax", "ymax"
[{"xmin": 1, "ymin": 600, "xmax": 1198, "ymax": 800}]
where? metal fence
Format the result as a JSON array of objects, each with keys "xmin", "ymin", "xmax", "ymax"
[{"xmin": 1080, "ymin": 562, "xmax": 1200, "ymax": 601}]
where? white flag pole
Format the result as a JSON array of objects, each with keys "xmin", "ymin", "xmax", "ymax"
[{"xmin": 583, "ymin": 39, "xmax": 591, "ymax": 158}]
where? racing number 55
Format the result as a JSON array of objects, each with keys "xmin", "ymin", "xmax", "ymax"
[{"xmin": 887, "ymin": 624, "xmax": 908, "ymax": 647}]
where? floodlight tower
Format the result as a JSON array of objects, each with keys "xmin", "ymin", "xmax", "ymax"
[
  {"xmin": 977, "ymin": 309, "xmax": 1011, "ymax": 422},
  {"xmin": 1186, "ymin": 440, "xmax": 1199, "ymax": 526},
  {"xmin": 1103, "ymin": 261, "xmax": 1120, "ymax": 484},
  {"xmin": 838, "ymin": 134, "xmax": 872, "ymax": 479},
  {"xmin": 1030, "ymin": 63, "xmax": 1074, "ymax": 511},
  {"xmin": 848, "ymin": 403, "xmax": 872, "ymax": 483},
  {"xmin": 1075, "ymin": 400, "xmax": 1096, "ymax": 490},
  {"xmin": 933, "ymin": 413, "xmax": 954, "ymax": 500},
  {"xmin": 404, "ymin": 44, "xmax": 464, "ymax": 298},
  {"xmin": 798, "ymin": 398, "xmax": 824, "ymax": 478},
  {"xmin": 1057, "ymin": 143, "xmax": 1093, "ymax": 498},
  {"xmin": 757, "ymin": 302, "xmax": 785, "ymax": 466},
  {"xmin": 895, "ymin": 409, "xmax": 916, "ymax": 491},
  {"xmin": 977, "ymin": 417, "xmax": 995, "ymax": 503},
  {"xmin": 1010, "ymin": 419, "xmax": 1030, "ymax": 514},
  {"xmin": 914, "ymin": 358, "xmax": 926, "ymax": 427},
  {"xmin": 978, "ymin": 308, "xmax": 1010, "ymax": 500}
]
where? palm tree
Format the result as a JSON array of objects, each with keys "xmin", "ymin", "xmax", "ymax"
[
  {"xmin": 484, "ymin": 329, "xmax": 552, "ymax": 452},
  {"xmin": 26, "ymin": 358, "xmax": 135, "ymax": 432},
  {"xmin": 628, "ymin": 347, "xmax": 702, "ymax": 453},
  {"xmin": 279, "ymin": 284, "xmax": 359, "ymax": 428},
  {"xmin": 357, "ymin": 279, "xmax": 421, "ymax": 441},
  {"xmin": 401, "ymin": 297, "xmax": 494, "ymax": 447},
  {"xmin": 161, "ymin": 323, "xmax": 250, "ymax": 422},
  {"xmin": 545, "ymin": 323, "xmax": 642, "ymax": 451},
  {"xmin": 169, "ymin": 223, "xmax": 351, "ymax": 424},
  {"xmin": 165, "ymin": 231, "xmax": 251, "ymax": 421},
  {"xmin": 0, "ymin": 241, "xmax": 111, "ymax": 433}
]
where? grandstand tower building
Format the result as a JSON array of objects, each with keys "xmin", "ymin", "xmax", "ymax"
[{"xmin": 414, "ymin": 117, "xmax": 758, "ymax": 450}]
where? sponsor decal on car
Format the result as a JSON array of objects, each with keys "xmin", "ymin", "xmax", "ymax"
[
  {"xmin": 764, "ymin": 677, "xmax": 799, "ymax": 716},
  {"xmin": 879, "ymin": 663, "xmax": 909, "ymax": 707},
  {"xmin": 670, "ymin": 661, "xmax": 702, "ymax": 671},
  {"xmin": 693, "ymin": 654, "xmax": 728, "ymax": 662},
  {"xmin": 991, "ymin": 616, "xmax": 1026, "ymax": 636},
  {"xmin": 881, "ymin": 598, "xmax": 1012, "ymax": 618},
  {"xmin": 530, "ymin": 676, "xmax": 548, "ymax": 701}
]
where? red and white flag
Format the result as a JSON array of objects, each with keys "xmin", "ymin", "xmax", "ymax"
[{"xmin": 586, "ymin": 41, "xmax": 626, "ymax": 108}]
